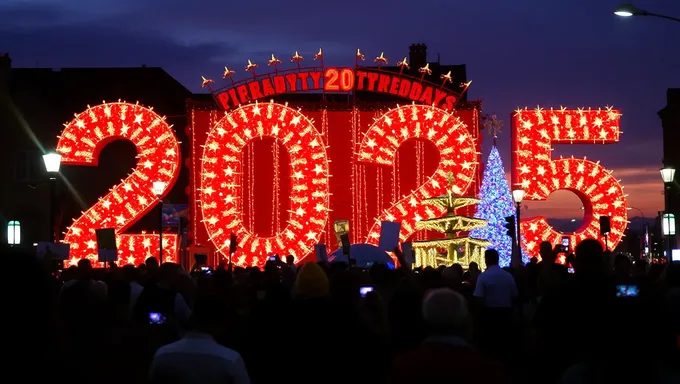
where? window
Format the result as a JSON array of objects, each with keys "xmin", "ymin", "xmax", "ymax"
[{"xmin": 7, "ymin": 220, "xmax": 20, "ymax": 245}]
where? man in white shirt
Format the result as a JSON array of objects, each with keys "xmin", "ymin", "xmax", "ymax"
[
  {"xmin": 472, "ymin": 249, "xmax": 518, "ymax": 360},
  {"xmin": 473, "ymin": 249, "xmax": 518, "ymax": 308},
  {"xmin": 149, "ymin": 293, "xmax": 250, "ymax": 384}
]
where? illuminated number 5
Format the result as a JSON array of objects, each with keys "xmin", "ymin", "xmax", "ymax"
[
  {"xmin": 324, "ymin": 68, "xmax": 355, "ymax": 92},
  {"xmin": 511, "ymin": 107, "xmax": 627, "ymax": 257}
]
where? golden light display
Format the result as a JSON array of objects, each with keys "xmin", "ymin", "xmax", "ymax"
[
  {"xmin": 56, "ymin": 102, "xmax": 181, "ymax": 266},
  {"xmin": 200, "ymin": 101, "xmax": 330, "ymax": 268},
  {"xmin": 357, "ymin": 104, "xmax": 478, "ymax": 244},
  {"xmin": 511, "ymin": 106, "xmax": 627, "ymax": 257}
]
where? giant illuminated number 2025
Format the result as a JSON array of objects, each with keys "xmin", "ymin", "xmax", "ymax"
[
  {"xmin": 357, "ymin": 104, "xmax": 478, "ymax": 243},
  {"xmin": 511, "ymin": 107, "xmax": 627, "ymax": 257},
  {"xmin": 200, "ymin": 102, "xmax": 330, "ymax": 268},
  {"xmin": 56, "ymin": 102, "xmax": 181, "ymax": 266}
]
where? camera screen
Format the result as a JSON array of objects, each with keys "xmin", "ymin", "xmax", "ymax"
[
  {"xmin": 359, "ymin": 286, "xmax": 374, "ymax": 297},
  {"xmin": 616, "ymin": 285, "xmax": 639, "ymax": 298},
  {"xmin": 149, "ymin": 312, "xmax": 167, "ymax": 325}
]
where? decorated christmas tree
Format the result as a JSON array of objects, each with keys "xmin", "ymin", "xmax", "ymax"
[
  {"xmin": 470, "ymin": 115, "xmax": 528, "ymax": 267},
  {"xmin": 469, "ymin": 146, "xmax": 516, "ymax": 267}
]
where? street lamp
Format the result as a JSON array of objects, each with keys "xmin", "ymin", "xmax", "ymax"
[
  {"xmin": 42, "ymin": 152, "xmax": 61, "ymax": 243},
  {"xmin": 660, "ymin": 166, "xmax": 675, "ymax": 262},
  {"xmin": 153, "ymin": 181, "xmax": 167, "ymax": 264},
  {"xmin": 614, "ymin": 3, "xmax": 680, "ymax": 23},
  {"xmin": 512, "ymin": 189, "xmax": 525, "ymax": 268}
]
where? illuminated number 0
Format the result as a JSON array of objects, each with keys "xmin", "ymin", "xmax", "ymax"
[
  {"xmin": 357, "ymin": 104, "xmax": 478, "ymax": 243},
  {"xmin": 56, "ymin": 102, "xmax": 181, "ymax": 266},
  {"xmin": 511, "ymin": 107, "xmax": 627, "ymax": 258},
  {"xmin": 200, "ymin": 102, "xmax": 330, "ymax": 268},
  {"xmin": 324, "ymin": 68, "xmax": 354, "ymax": 92}
]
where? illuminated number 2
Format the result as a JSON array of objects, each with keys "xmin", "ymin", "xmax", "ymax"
[
  {"xmin": 511, "ymin": 107, "xmax": 627, "ymax": 258},
  {"xmin": 324, "ymin": 68, "xmax": 355, "ymax": 92},
  {"xmin": 56, "ymin": 102, "xmax": 181, "ymax": 266},
  {"xmin": 357, "ymin": 104, "xmax": 478, "ymax": 244}
]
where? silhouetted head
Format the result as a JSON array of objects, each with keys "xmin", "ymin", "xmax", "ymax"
[
  {"xmin": 574, "ymin": 239, "xmax": 604, "ymax": 275},
  {"xmin": 614, "ymin": 253, "xmax": 632, "ymax": 277},
  {"xmin": 484, "ymin": 249, "xmax": 500, "ymax": 267},
  {"xmin": 122, "ymin": 264, "xmax": 137, "ymax": 282},
  {"xmin": 286, "ymin": 255, "xmax": 295, "ymax": 266},
  {"xmin": 422, "ymin": 288, "xmax": 470, "ymax": 336},
  {"xmin": 145, "ymin": 257, "xmax": 159, "ymax": 271},
  {"xmin": 190, "ymin": 293, "xmax": 227, "ymax": 335},
  {"xmin": 157, "ymin": 262, "xmax": 180, "ymax": 286},
  {"xmin": 77, "ymin": 258, "xmax": 93, "ymax": 280},
  {"xmin": 539, "ymin": 241, "xmax": 554, "ymax": 262}
]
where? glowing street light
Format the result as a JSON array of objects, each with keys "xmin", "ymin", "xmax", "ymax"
[
  {"xmin": 511, "ymin": 189, "xmax": 524, "ymax": 268},
  {"xmin": 614, "ymin": 3, "xmax": 680, "ymax": 23},
  {"xmin": 661, "ymin": 166, "xmax": 676, "ymax": 262},
  {"xmin": 42, "ymin": 152, "xmax": 62, "ymax": 242}
]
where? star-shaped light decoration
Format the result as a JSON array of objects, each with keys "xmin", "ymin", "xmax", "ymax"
[
  {"xmin": 201, "ymin": 76, "xmax": 214, "ymax": 88},
  {"xmin": 460, "ymin": 80, "xmax": 473, "ymax": 97},
  {"xmin": 397, "ymin": 57, "xmax": 409, "ymax": 75},
  {"xmin": 374, "ymin": 52, "xmax": 388, "ymax": 68},
  {"xmin": 418, "ymin": 63, "xmax": 432, "ymax": 82},
  {"xmin": 314, "ymin": 48, "xmax": 323, "ymax": 61},
  {"xmin": 222, "ymin": 67, "xmax": 236, "ymax": 83},
  {"xmin": 244, "ymin": 59, "xmax": 258, "ymax": 78},
  {"xmin": 291, "ymin": 51, "xmax": 304, "ymax": 69},
  {"xmin": 439, "ymin": 70, "xmax": 453, "ymax": 87},
  {"xmin": 356, "ymin": 48, "xmax": 365, "ymax": 65},
  {"xmin": 483, "ymin": 114, "xmax": 504, "ymax": 145},
  {"xmin": 268, "ymin": 54, "xmax": 281, "ymax": 73}
]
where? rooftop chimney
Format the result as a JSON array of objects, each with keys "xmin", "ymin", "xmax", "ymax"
[{"xmin": 409, "ymin": 43, "xmax": 427, "ymax": 70}]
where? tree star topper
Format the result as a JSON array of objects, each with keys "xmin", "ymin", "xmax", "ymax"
[{"xmin": 484, "ymin": 114, "xmax": 503, "ymax": 139}]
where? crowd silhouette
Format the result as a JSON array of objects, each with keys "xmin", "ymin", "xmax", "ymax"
[{"xmin": 3, "ymin": 238, "xmax": 679, "ymax": 383}]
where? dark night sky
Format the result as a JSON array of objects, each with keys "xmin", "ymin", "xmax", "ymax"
[{"xmin": 2, "ymin": 0, "xmax": 679, "ymax": 219}]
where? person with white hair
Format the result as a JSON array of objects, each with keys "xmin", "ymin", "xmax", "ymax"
[{"xmin": 388, "ymin": 288, "xmax": 508, "ymax": 384}]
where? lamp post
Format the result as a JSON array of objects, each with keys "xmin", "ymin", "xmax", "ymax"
[
  {"xmin": 512, "ymin": 189, "xmax": 525, "ymax": 268},
  {"xmin": 614, "ymin": 3, "xmax": 680, "ymax": 23},
  {"xmin": 42, "ymin": 152, "xmax": 61, "ymax": 243},
  {"xmin": 152, "ymin": 181, "xmax": 167, "ymax": 264},
  {"xmin": 660, "ymin": 166, "xmax": 676, "ymax": 262}
]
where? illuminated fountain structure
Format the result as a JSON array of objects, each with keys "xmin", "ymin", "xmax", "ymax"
[{"xmin": 413, "ymin": 174, "xmax": 489, "ymax": 268}]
